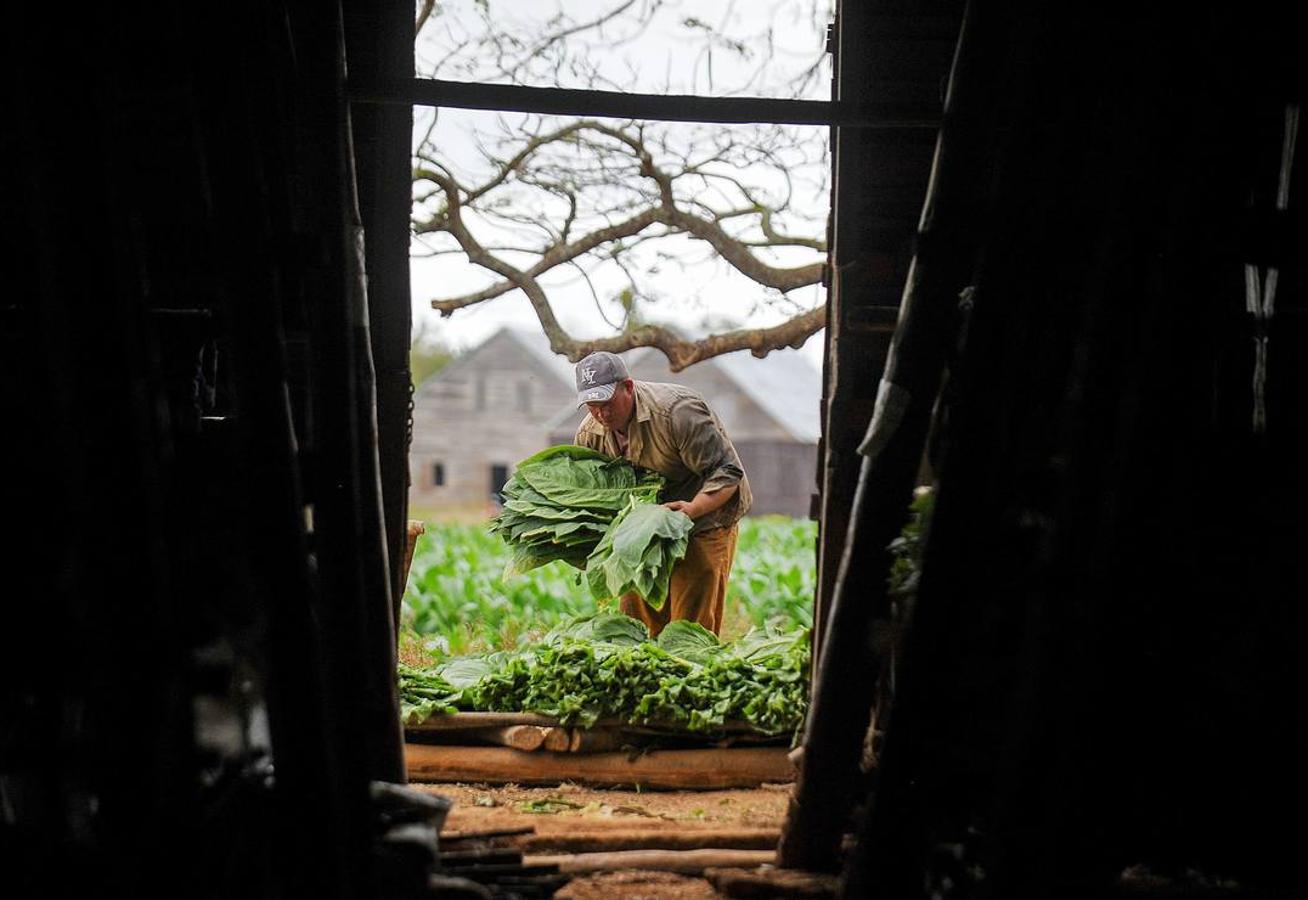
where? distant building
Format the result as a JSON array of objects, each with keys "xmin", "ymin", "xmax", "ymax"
[
  {"xmin": 409, "ymin": 325, "xmax": 821, "ymax": 518},
  {"xmin": 409, "ymin": 326, "xmax": 576, "ymax": 516}
]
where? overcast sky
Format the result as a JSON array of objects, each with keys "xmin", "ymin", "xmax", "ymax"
[{"xmin": 408, "ymin": 0, "xmax": 832, "ymax": 369}]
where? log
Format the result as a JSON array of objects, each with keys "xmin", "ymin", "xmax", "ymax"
[
  {"xmin": 440, "ymin": 826, "xmax": 535, "ymax": 843},
  {"xmin": 440, "ymin": 848, "xmax": 523, "ymax": 866},
  {"xmin": 525, "ymin": 849, "xmax": 774, "ymax": 875},
  {"xmin": 475, "ymin": 725, "xmax": 548, "ymax": 752},
  {"xmin": 703, "ymin": 866, "xmax": 839, "ymax": 899},
  {"xmin": 519, "ymin": 828, "xmax": 781, "ymax": 854},
  {"xmin": 462, "ymin": 724, "xmax": 606, "ymax": 752},
  {"xmin": 542, "ymin": 727, "xmax": 571, "ymax": 752},
  {"xmin": 462, "ymin": 725, "xmax": 565, "ymax": 752},
  {"xmin": 405, "ymin": 744, "xmax": 795, "ymax": 789},
  {"xmin": 568, "ymin": 729, "xmax": 622, "ymax": 753}
]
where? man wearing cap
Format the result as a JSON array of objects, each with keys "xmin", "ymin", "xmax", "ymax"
[{"xmin": 573, "ymin": 350, "xmax": 752, "ymax": 637}]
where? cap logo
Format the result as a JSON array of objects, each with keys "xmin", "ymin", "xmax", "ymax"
[{"xmin": 581, "ymin": 365, "xmax": 597, "ymax": 384}]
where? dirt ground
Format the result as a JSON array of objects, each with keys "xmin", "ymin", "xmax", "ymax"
[
  {"xmin": 423, "ymin": 780, "xmax": 792, "ymax": 832},
  {"xmin": 416, "ymin": 781, "xmax": 794, "ymax": 899}
]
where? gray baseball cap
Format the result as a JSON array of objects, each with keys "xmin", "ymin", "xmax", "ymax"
[{"xmin": 575, "ymin": 350, "xmax": 630, "ymax": 406}]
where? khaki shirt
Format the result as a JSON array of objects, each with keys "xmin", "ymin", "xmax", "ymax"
[{"xmin": 575, "ymin": 381, "xmax": 752, "ymax": 534}]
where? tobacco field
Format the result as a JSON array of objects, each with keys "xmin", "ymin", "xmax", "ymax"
[{"xmin": 400, "ymin": 516, "xmax": 816, "ymax": 659}]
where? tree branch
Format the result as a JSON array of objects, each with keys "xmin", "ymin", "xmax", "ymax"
[{"xmin": 555, "ymin": 305, "xmax": 827, "ymax": 372}]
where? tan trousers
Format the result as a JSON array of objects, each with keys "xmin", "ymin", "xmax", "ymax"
[{"xmin": 619, "ymin": 524, "xmax": 738, "ymax": 637}]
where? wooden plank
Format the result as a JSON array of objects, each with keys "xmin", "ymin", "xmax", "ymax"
[
  {"xmin": 347, "ymin": 77, "xmax": 941, "ymax": 129},
  {"xmin": 440, "ymin": 826, "xmax": 535, "ymax": 842},
  {"xmin": 405, "ymin": 744, "xmax": 795, "ymax": 789},
  {"xmin": 409, "ymin": 712, "xmax": 562, "ymax": 732},
  {"xmin": 525, "ymin": 849, "xmax": 775, "ymax": 875},
  {"xmin": 704, "ymin": 866, "xmax": 839, "ymax": 898},
  {"xmin": 408, "ymin": 711, "xmax": 776, "ymax": 737},
  {"xmin": 518, "ymin": 828, "xmax": 781, "ymax": 854}
]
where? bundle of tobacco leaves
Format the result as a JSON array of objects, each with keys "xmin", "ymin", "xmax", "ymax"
[
  {"xmin": 488, "ymin": 444, "xmax": 664, "ymax": 577},
  {"xmin": 398, "ymin": 613, "xmax": 810, "ymax": 738},
  {"xmin": 583, "ymin": 496, "xmax": 694, "ymax": 609},
  {"xmin": 489, "ymin": 444, "xmax": 694, "ymax": 609}
]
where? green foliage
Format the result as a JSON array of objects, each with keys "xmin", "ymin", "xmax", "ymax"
[
  {"xmin": 490, "ymin": 445, "xmax": 693, "ymax": 609},
  {"xmin": 409, "ymin": 319, "xmax": 459, "ymax": 386},
  {"xmin": 488, "ymin": 445, "xmax": 665, "ymax": 577},
  {"xmin": 888, "ymin": 486, "xmax": 935, "ymax": 605},
  {"xmin": 725, "ymin": 516, "xmax": 817, "ymax": 630},
  {"xmin": 400, "ymin": 515, "xmax": 816, "ymax": 656},
  {"xmin": 398, "ymin": 613, "xmax": 811, "ymax": 737},
  {"xmin": 583, "ymin": 499, "xmax": 694, "ymax": 608},
  {"xmin": 401, "ymin": 524, "xmax": 598, "ymax": 657}
]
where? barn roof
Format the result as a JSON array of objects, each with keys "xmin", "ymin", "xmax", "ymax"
[
  {"xmin": 714, "ymin": 348, "xmax": 821, "ymax": 443},
  {"xmin": 501, "ymin": 324, "xmax": 578, "ymax": 387},
  {"xmin": 419, "ymin": 324, "xmax": 577, "ymax": 390}
]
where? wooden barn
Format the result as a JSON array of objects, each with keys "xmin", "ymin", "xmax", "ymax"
[
  {"xmin": 409, "ymin": 325, "xmax": 821, "ymax": 517},
  {"xmin": 408, "ymin": 326, "xmax": 577, "ymax": 515},
  {"xmin": 7, "ymin": 1, "xmax": 1308, "ymax": 898}
]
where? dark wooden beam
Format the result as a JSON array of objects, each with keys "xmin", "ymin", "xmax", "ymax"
[
  {"xmin": 348, "ymin": 77, "xmax": 939, "ymax": 128},
  {"xmin": 780, "ymin": 0, "xmax": 976, "ymax": 873},
  {"xmin": 345, "ymin": 0, "xmax": 417, "ymax": 662}
]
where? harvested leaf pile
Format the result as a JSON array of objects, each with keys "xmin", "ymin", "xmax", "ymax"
[
  {"xmin": 399, "ymin": 614, "xmax": 810, "ymax": 738},
  {"xmin": 488, "ymin": 445, "xmax": 694, "ymax": 610}
]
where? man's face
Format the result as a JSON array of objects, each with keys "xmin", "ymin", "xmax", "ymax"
[{"xmin": 586, "ymin": 379, "xmax": 635, "ymax": 431}]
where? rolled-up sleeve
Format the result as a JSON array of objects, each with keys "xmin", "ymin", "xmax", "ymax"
[{"xmin": 671, "ymin": 397, "xmax": 744, "ymax": 493}]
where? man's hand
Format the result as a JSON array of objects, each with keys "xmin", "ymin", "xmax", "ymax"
[
  {"xmin": 662, "ymin": 485, "xmax": 737, "ymax": 521},
  {"xmin": 662, "ymin": 499, "xmax": 696, "ymax": 517}
]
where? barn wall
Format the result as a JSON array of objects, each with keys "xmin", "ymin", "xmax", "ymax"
[
  {"xmin": 409, "ymin": 330, "xmax": 573, "ymax": 511},
  {"xmin": 736, "ymin": 440, "xmax": 818, "ymax": 517}
]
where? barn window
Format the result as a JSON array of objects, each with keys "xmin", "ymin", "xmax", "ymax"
[
  {"xmin": 489, "ymin": 464, "xmax": 510, "ymax": 504},
  {"xmin": 432, "ymin": 462, "xmax": 445, "ymax": 487},
  {"xmin": 516, "ymin": 380, "xmax": 531, "ymax": 412}
]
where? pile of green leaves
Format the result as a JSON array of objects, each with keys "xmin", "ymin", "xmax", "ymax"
[
  {"xmin": 489, "ymin": 444, "xmax": 662, "ymax": 575},
  {"xmin": 488, "ymin": 444, "xmax": 694, "ymax": 608},
  {"xmin": 398, "ymin": 613, "xmax": 810, "ymax": 738}
]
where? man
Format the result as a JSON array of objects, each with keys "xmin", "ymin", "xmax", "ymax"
[{"xmin": 573, "ymin": 350, "xmax": 752, "ymax": 636}]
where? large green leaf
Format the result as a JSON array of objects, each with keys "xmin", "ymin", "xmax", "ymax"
[
  {"xmin": 657, "ymin": 620, "xmax": 721, "ymax": 665},
  {"xmin": 584, "ymin": 500, "xmax": 693, "ymax": 609}
]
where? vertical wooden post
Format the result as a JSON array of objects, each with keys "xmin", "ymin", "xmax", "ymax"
[{"xmin": 781, "ymin": 0, "xmax": 984, "ymax": 872}]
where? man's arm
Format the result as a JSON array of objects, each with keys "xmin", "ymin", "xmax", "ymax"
[
  {"xmin": 667, "ymin": 395, "xmax": 746, "ymax": 519},
  {"xmin": 664, "ymin": 484, "xmax": 738, "ymax": 520}
]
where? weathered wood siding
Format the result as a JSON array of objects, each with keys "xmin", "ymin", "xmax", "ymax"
[
  {"xmin": 734, "ymin": 440, "xmax": 818, "ymax": 518},
  {"xmin": 410, "ymin": 330, "xmax": 573, "ymax": 511}
]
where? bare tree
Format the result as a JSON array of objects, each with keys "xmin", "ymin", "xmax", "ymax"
[{"xmin": 413, "ymin": 1, "xmax": 831, "ymax": 369}]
